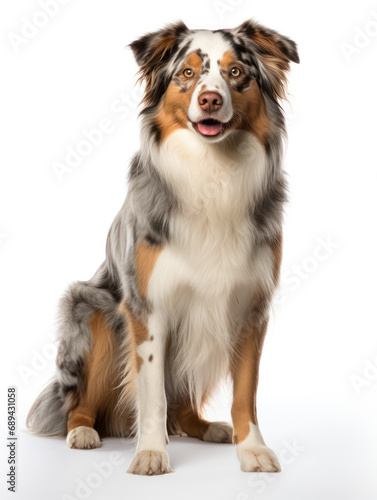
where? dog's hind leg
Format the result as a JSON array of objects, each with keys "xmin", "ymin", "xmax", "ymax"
[
  {"xmin": 66, "ymin": 311, "xmax": 122, "ymax": 449},
  {"xmin": 169, "ymin": 406, "xmax": 233, "ymax": 443},
  {"xmin": 28, "ymin": 265, "xmax": 134, "ymax": 443}
]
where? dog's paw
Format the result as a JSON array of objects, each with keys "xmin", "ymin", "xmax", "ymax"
[
  {"xmin": 203, "ymin": 421, "xmax": 233, "ymax": 443},
  {"xmin": 239, "ymin": 446, "xmax": 281, "ymax": 472},
  {"xmin": 66, "ymin": 426, "xmax": 101, "ymax": 450},
  {"xmin": 128, "ymin": 450, "xmax": 172, "ymax": 475}
]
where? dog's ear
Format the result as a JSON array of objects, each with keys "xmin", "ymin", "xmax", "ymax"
[
  {"xmin": 130, "ymin": 21, "xmax": 189, "ymax": 67},
  {"xmin": 130, "ymin": 21, "xmax": 189, "ymax": 110},
  {"xmin": 233, "ymin": 20, "xmax": 299, "ymax": 101},
  {"xmin": 235, "ymin": 20, "xmax": 299, "ymax": 64}
]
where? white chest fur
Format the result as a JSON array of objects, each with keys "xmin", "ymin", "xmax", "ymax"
[{"xmin": 146, "ymin": 130, "xmax": 275, "ymax": 403}]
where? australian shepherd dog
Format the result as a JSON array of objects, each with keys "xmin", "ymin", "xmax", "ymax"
[{"xmin": 28, "ymin": 20, "xmax": 299, "ymax": 475}]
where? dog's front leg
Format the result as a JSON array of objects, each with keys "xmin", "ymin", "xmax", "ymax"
[
  {"xmin": 126, "ymin": 309, "xmax": 171, "ymax": 475},
  {"xmin": 231, "ymin": 320, "xmax": 281, "ymax": 472}
]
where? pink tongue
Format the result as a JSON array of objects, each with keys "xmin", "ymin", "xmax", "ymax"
[{"xmin": 197, "ymin": 121, "xmax": 222, "ymax": 136}]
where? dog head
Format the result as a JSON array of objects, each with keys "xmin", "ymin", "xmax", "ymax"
[{"xmin": 130, "ymin": 20, "xmax": 299, "ymax": 144}]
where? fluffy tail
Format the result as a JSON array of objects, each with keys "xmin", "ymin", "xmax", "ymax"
[
  {"xmin": 27, "ymin": 265, "xmax": 123, "ymax": 437},
  {"xmin": 27, "ymin": 379, "xmax": 67, "ymax": 437}
]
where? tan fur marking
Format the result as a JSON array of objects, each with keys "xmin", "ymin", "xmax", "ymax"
[
  {"xmin": 220, "ymin": 50, "xmax": 238, "ymax": 69},
  {"xmin": 176, "ymin": 406, "xmax": 210, "ymax": 439},
  {"xmin": 67, "ymin": 412, "xmax": 95, "ymax": 432},
  {"xmin": 261, "ymin": 55, "xmax": 290, "ymax": 101},
  {"xmin": 271, "ymin": 234, "xmax": 283, "ymax": 286},
  {"xmin": 135, "ymin": 241, "xmax": 162, "ymax": 299},
  {"xmin": 138, "ymin": 32, "xmax": 182, "ymax": 110},
  {"xmin": 252, "ymin": 33, "xmax": 290, "ymax": 100},
  {"xmin": 122, "ymin": 304, "xmax": 148, "ymax": 346},
  {"xmin": 220, "ymin": 51, "xmax": 270, "ymax": 145},
  {"xmin": 155, "ymin": 52, "xmax": 203, "ymax": 141},
  {"xmin": 253, "ymin": 32, "xmax": 285, "ymax": 58},
  {"xmin": 232, "ymin": 82, "xmax": 270, "ymax": 144},
  {"xmin": 231, "ymin": 321, "xmax": 268, "ymax": 445},
  {"xmin": 67, "ymin": 312, "xmax": 124, "ymax": 436},
  {"xmin": 135, "ymin": 353, "xmax": 143, "ymax": 372},
  {"xmin": 121, "ymin": 303, "xmax": 149, "ymax": 373},
  {"xmin": 184, "ymin": 52, "xmax": 204, "ymax": 72}
]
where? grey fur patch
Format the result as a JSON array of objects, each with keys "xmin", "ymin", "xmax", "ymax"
[
  {"xmin": 106, "ymin": 153, "xmax": 178, "ymax": 316},
  {"xmin": 195, "ymin": 49, "xmax": 210, "ymax": 76},
  {"xmin": 250, "ymin": 173, "xmax": 287, "ymax": 245}
]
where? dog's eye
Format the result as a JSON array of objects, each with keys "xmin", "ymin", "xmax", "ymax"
[
  {"xmin": 183, "ymin": 68, "xmax": 194, "ymax": 78},
  {"xmin": 230, "ymin": 67, "xmax": 242, "ymax": 77}
]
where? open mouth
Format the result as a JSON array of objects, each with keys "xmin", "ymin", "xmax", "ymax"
[{"xmin": 192, "ymin": 119, "xmax": 227, "ymax": 137}]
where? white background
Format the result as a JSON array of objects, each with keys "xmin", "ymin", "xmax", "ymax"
[{"xmin": 1, "ymin": 0, "xmax": 377, "ymax": 499}]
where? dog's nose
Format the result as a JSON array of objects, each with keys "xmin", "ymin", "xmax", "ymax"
[{"xmin": 198, "ymin": 92, "xmax": 223, "ymax": 113}]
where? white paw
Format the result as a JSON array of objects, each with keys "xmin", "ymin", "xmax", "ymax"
[
  {"xmin": 203, "ymin": 422, "xmax": 233, "ymax": 443},
  {"xmin": 66, "ymin": 426, "xmax": 101, "ymax": 450},
  {"xmin": 128, "ymin": 450, "xmax": 172, "ymax": 475},
  {"xmin": 239, "ymin": 446, "xmax": 281, "ymax": 472}
]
